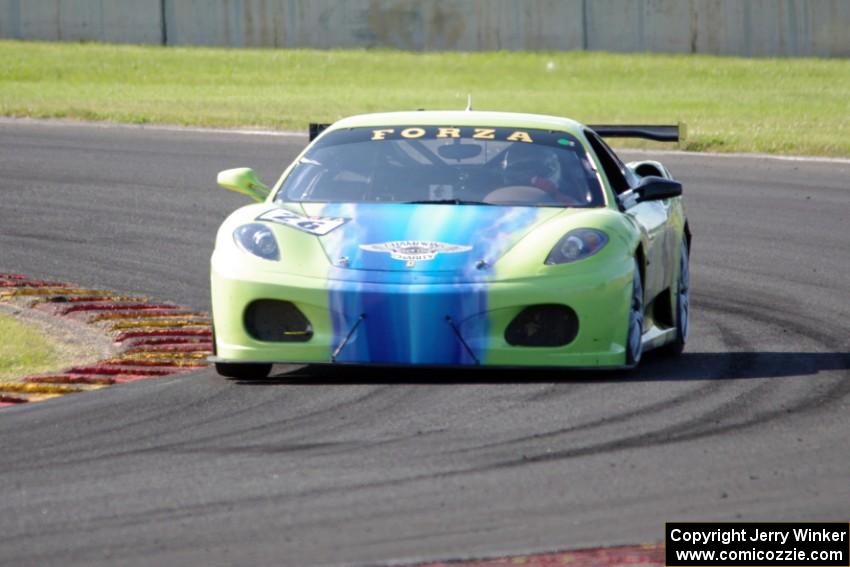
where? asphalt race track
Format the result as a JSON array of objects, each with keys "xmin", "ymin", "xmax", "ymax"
[{"xmin": 1, "ymin": 121, "xmax": 848, "ymax": 566}]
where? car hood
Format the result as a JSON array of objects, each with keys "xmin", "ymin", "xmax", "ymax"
[{"xmin": 301, "ymin": 203, "xmax": 562, "ymax": 274}]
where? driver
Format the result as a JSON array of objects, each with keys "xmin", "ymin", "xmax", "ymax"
[{"xmin": 500, "ymin": 144, "xmax": 562, "ymax": 192}]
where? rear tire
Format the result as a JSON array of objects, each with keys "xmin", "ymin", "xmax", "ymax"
[
  {"xmin": 215, "ymin": 362, "xmax": 272, "ymax": 380},
  {"xmin": 625, "ymin": 258, "xmax": 644, "ymax": 367},
  {"xmin": 660, "ymin": 239, "xmax": 689, "ymax": 357}
]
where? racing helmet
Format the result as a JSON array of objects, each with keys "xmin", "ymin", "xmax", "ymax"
[{"xmin": 500, "ymin": 143, "xmax": 562, "ymax": 191}]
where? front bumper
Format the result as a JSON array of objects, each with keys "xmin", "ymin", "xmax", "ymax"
[{"xmin": 210, "ymin": 262, "xmax": 633, "ymax": 368}]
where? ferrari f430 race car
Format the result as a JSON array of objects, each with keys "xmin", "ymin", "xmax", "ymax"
[{"xmin": 210, "ymin": 111, "xmax": 690, "ymax": 378}]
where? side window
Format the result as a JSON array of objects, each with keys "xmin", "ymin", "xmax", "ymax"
[{"xmin": 584, "ymin": 131, "xmax": 631, "ymax": 194}]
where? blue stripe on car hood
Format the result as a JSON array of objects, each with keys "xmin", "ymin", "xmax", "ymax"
[{"xmin": 304, "ymin": 203, "xmax": 557, "ymax": 275}]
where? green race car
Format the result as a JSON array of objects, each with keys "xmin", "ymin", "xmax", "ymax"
[{"xmin": 210, "ymin": 111, "xmax": 690, "ymax": 378}]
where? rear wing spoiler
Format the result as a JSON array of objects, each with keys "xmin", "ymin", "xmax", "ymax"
[
  {"xmin": 587, "ymin": 124, "xmax": 684, "ymax": 142},
  {"xmin": 309, "ymin": 123, "xmax": 331, "ymax": 141},
  {"xmin": 308, "ymin": 122, "xmax": 684, "ymax": 142}
]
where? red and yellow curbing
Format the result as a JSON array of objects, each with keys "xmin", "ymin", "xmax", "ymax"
[
  {"xmin": 411, "ymin": 543, "xmax": 663, "ymax": 567},
  {"xmin": 0, "ymin": 273, "xmax": 212, "ymax": 407}
]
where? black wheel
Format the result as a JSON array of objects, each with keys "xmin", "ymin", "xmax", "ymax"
[
  {"xmin": 625, "ymin": 258, "xmax": 644, "ymax": 367},
  {"xmin": 215, "ymin": 362, "xmax": 272, "ymax": 380},
  {"xmin": 660, "ymin": 239, "xmax": 689, "ymax": 356}
]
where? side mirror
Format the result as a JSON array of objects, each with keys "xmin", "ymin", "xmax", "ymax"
[
  {"xmin": 635, "ymin": 176, "xmax": 682, "ymax": 203},
  {"xmin": 217, "ymin": 168, "xmax": 271, "ymax": 202}
]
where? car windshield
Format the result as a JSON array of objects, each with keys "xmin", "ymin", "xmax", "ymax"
[{"xmin": 275, "ymin": 126, "xmax": 605, "ymax": 207}]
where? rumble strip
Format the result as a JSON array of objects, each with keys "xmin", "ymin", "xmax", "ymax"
[
  {"xmin": 0, "ymin": 273, "xmax": 212, "ymax": 407},
  {"xmin": 407, "ymin": 543, "xmax": 663, "ymax": 567}
]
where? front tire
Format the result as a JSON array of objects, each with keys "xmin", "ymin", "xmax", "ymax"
[
  {"xmin": 625, "ymin": 258, "xmax": 644, "ymax": 367},
  {"xmin": 660, "ymin": 239, "xmax": 689, "ymax": 356},
  {"xmin": 215, "ymin": 362, "xmax": 272, "ymax": 380}
]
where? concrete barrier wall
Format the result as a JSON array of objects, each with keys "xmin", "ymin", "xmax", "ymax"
[
  {"xmin": 0, "ymin": 0, "xmax": 163, "ymax": 44},
  {"xmin": 1, "ymin": 0, "xmax": 848, "ymax": 57},
  {"xmin": 583, "ymin": 0, "xmax": 850, "ymax": 57},
  {"xmin": 161, "ymin": 0, "xmax": 586, "ymax": 50}
]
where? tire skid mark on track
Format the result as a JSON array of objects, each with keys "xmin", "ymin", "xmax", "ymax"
[
  {"xmin": 490, "ymin": 291, "xmax": 848, "ymax": 468},
  {"xmin": 700, "ymin": 294, "xmax": 850, "ymax": 380},
  {"xmin": 0, "ymin": 384, "xmax": 412, "ymax": 475},
  {"xmin": 430, "ymin": 289, "xmax": 849, "ymax": 475},
  {"xmin": 170, "ymin": 333, "xmax": 847, "ymax": 509},
  {"xmin": 0, "ymin": 273, "xmax": 212, "ymax": 406},
  {"xmin": 698, "ymin": 290, "xmax": 850, "ymax": 353},
  {"xmin": 444, "ymin": 379, "xmax": 721, "ymax": 457},
  {"xmin": 143, "ymin": 385, "xmax": 411, "ymax": 456}
]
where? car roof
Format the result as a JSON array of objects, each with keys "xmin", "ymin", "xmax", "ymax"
[{"xmin": 326, "ymin": 111, "xmax": 586, "ymax": 137}]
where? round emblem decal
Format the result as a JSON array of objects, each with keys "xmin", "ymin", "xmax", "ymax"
[{"xmin": 359, "ymin": 240, "xmax": 473, "ymax": 268}]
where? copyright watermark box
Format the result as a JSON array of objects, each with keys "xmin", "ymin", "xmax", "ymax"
[{"xmin": 665, "ymin": 522, "xmax": 849, "ymax": 566}]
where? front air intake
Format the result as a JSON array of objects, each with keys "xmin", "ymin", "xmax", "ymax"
[
  {"xmin": 505, "ymin": 304, "xmax": 578, "ymax": 347},
  {"xmin": 244, "ymin": 300, "xmax": 313, "ymax": 342}
]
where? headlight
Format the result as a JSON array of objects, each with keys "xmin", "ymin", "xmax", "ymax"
[
  {"xmin": 233, "ymin": 223, "xmax": 280, "ymax": 261},
  {"xmin": 545, "ymin": 228, "xmax": 608, "ymax": 265}
]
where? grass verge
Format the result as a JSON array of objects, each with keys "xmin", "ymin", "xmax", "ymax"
[
  {"xmin": 1, "ymin": 40, "xmax": 849, "ymax": 156},
  {"xmin": 0, "ymin": 312, "xmax": 63, "ymax": 381}
]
